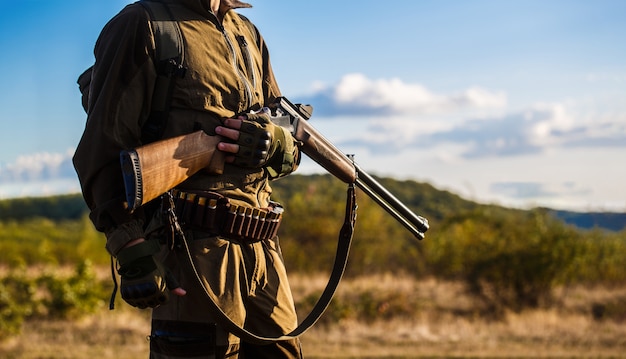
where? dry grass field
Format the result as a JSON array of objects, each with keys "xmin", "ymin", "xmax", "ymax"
[{"xmin": 2, "ymin": 274, "xmax": 626, "ymax": 358}]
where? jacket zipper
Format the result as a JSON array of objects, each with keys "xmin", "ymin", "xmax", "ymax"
[
  {"xmin": 236, "ymin": 35, "xmax": 258, "ymax": 92},
  {"xmin": 218, "ymin": 24, "xmax": 254, "ymax": 110}
]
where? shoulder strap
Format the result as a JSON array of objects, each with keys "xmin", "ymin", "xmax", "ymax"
[
  {"xmin": 138, "ymin": 0, "xmax": 187, "ymax": 144},
  {"xmin": 140, "ymin": 0, "xmax": 184, "ymax": 64},
  {"xmin": 77, "ymin": 1, "xmax": 185, "ymax": 120}
]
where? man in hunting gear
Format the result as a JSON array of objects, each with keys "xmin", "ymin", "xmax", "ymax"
[{"xmin": 73, "ymin": 0, "xmax": 303, "ymax": 357}]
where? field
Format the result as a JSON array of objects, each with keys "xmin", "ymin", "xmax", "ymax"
[
  {"xmin": 2, "ymin": 189, "xmax": 626, "ymax": 358},
  {"xmin": 2, "ymin": 273, "xmax": 626, "ymax": 359}
]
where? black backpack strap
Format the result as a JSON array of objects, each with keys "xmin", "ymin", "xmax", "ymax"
[
  {"xmin": 139, "ymin": 0, "xmax": 186, "ymax": 144},
  {"xmin": 77, "ymin": 1, "xmax": 186, "ymax": 120}
]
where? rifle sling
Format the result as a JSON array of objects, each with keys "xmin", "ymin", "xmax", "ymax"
[{"xmin": 180, "ymin": 183, "xmax": 358, "ymax": 344}]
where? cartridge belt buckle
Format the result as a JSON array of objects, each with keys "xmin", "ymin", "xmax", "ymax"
[{"xmin": 171, "ymin": 189, "xmax": 283, "ymax": 243}]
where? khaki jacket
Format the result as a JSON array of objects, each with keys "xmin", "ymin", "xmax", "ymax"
[{"xmin": 73, "ymin": 0, "xmax": 298, "ymax": 255}]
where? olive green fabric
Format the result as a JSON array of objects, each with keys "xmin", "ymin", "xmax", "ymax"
[
  {"xmin": 151, "ymin": 231, "xmax": 300, "ymax": 353},
  {"xmin": 73, "ymin": 0, "xmax": 299, "ymax": 255},
  {"xmin": 73, "ymin": 0, "xmax": 302, "ymax": 356}
]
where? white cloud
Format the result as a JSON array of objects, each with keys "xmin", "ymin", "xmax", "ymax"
[
  {"xmin": 335, "ymin": 102, "xmax": 626, "ymax": 159},
  {"xmin": 585, "ymin": 72, "xmax": 626, "ymax": 84},
  {"xmin": 0, "ymin": 150, "xmax": 79, "ymax": 198},
  {"xmin": 297, "ymin": 74, "xmax": 626, "ymax": 160},
  {"xmin": 490, "ymin": 181, "xmax": 592, "ymax": 200},
  {"xmin": 298, "ymin": 73, "xmax": 507, "ymax": 116},
  {"xmin": 334, "ymin": 73, "xmax": 439, "ymax": 112}
]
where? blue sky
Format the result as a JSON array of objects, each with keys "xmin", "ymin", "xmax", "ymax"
[{"xmin": 1, "ymin": 0, "xmax": 625, "ymax": 212}]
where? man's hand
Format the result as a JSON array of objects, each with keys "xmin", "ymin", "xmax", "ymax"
[
  {"xmin": 215, "ymin": 109, "xmax": 287, "ymax": 168},
  {"xmin": 117, "ymin": 239, "xmax": 185, "ymax": 309}
]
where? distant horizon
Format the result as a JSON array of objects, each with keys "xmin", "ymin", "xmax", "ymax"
[{"xmin": 1, "ymin": 172, "xmax": 624, "ymax": 216}]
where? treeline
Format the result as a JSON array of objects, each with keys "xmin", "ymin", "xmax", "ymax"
[
  {"xmin": 273, "ymin": 175, "xmax": 626, "ymax": 312},
  {"xmin": 1, "ymin": 174, "xmax": 626, "ymax": 316},
  {"xmin": 0, "ymin": 193, "xmax": 87, "ymax": 221}
]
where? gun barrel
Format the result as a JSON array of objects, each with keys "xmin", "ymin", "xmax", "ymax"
[
  {"xmin": 355, "ymin": 165, "xmax": 429, "ymax": 240},
  {"xmin": 274, "ymin": 96, "xmax": 429, "ymax": 240}
]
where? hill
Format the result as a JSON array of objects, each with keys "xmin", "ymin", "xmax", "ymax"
[
  {"xmin": 1, "ymin": 174, "xmax": 623, "ymax": 232},
  {"xmin": 2, "ymin": 174, "xmax": 625, "ymax": 315}
]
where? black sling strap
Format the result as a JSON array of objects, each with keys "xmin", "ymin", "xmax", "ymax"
[{"xmin": 178, "ymin": 183, "xmax": 358, "ymax": 344}]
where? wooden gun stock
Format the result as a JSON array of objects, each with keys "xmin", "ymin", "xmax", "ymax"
[{"xmin": 120, "ymin": 130, "xmax": 224, "ymax": 211}]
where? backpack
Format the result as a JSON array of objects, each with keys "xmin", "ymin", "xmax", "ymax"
[{"xmin": 78, "ymin": 0, "xmax": 186, "ymax": 143}]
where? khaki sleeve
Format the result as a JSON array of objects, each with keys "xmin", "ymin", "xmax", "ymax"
[{"xmin": 73, "ymin": 3, "xmax": 157, "ymax": 253}]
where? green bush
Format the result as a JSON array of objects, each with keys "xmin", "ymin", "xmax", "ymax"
[
  {"xmin": 36, "ymin": 260, "xmax": 107, "ymax": 319},
  {"xmin": 0, "ymin": 269, "xmax": 37, "ymax": 339},
  {"xmin": 1, "ymin": 177, "xmax": 626, "ymax": 324},
  {"xmin": 0, "ymin": 261, "xmax": 109, "ymax": 339},
  {"xmin": 0, "ymin": 215, "xmax": 109, "ymax": 266},
  {"xmin": 426, "ymin": 208, "xmax": 582, "ymax": 315}
]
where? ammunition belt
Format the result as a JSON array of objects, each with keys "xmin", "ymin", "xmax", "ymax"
[{"xmin": 171, "ymin": 189, "xmax": 283, "ymax": 243}]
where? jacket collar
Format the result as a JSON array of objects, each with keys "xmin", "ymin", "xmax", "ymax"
[{"xmin": 173, "ymin": 0, "xmax": 251, "ymax": 16}]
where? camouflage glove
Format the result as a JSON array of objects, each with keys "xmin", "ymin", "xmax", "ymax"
[
  {"xmin": 232, "ymin": 109, "xmax": 289, "ymax": 168},
  {"xmin": 117, "ymin": 240, "xmax": 178, "ymax": 309}
]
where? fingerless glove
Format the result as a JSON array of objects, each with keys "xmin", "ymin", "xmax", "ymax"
[{"xmin": 233, "ymin": 109, "xmax": 300, "ymax": 177}]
